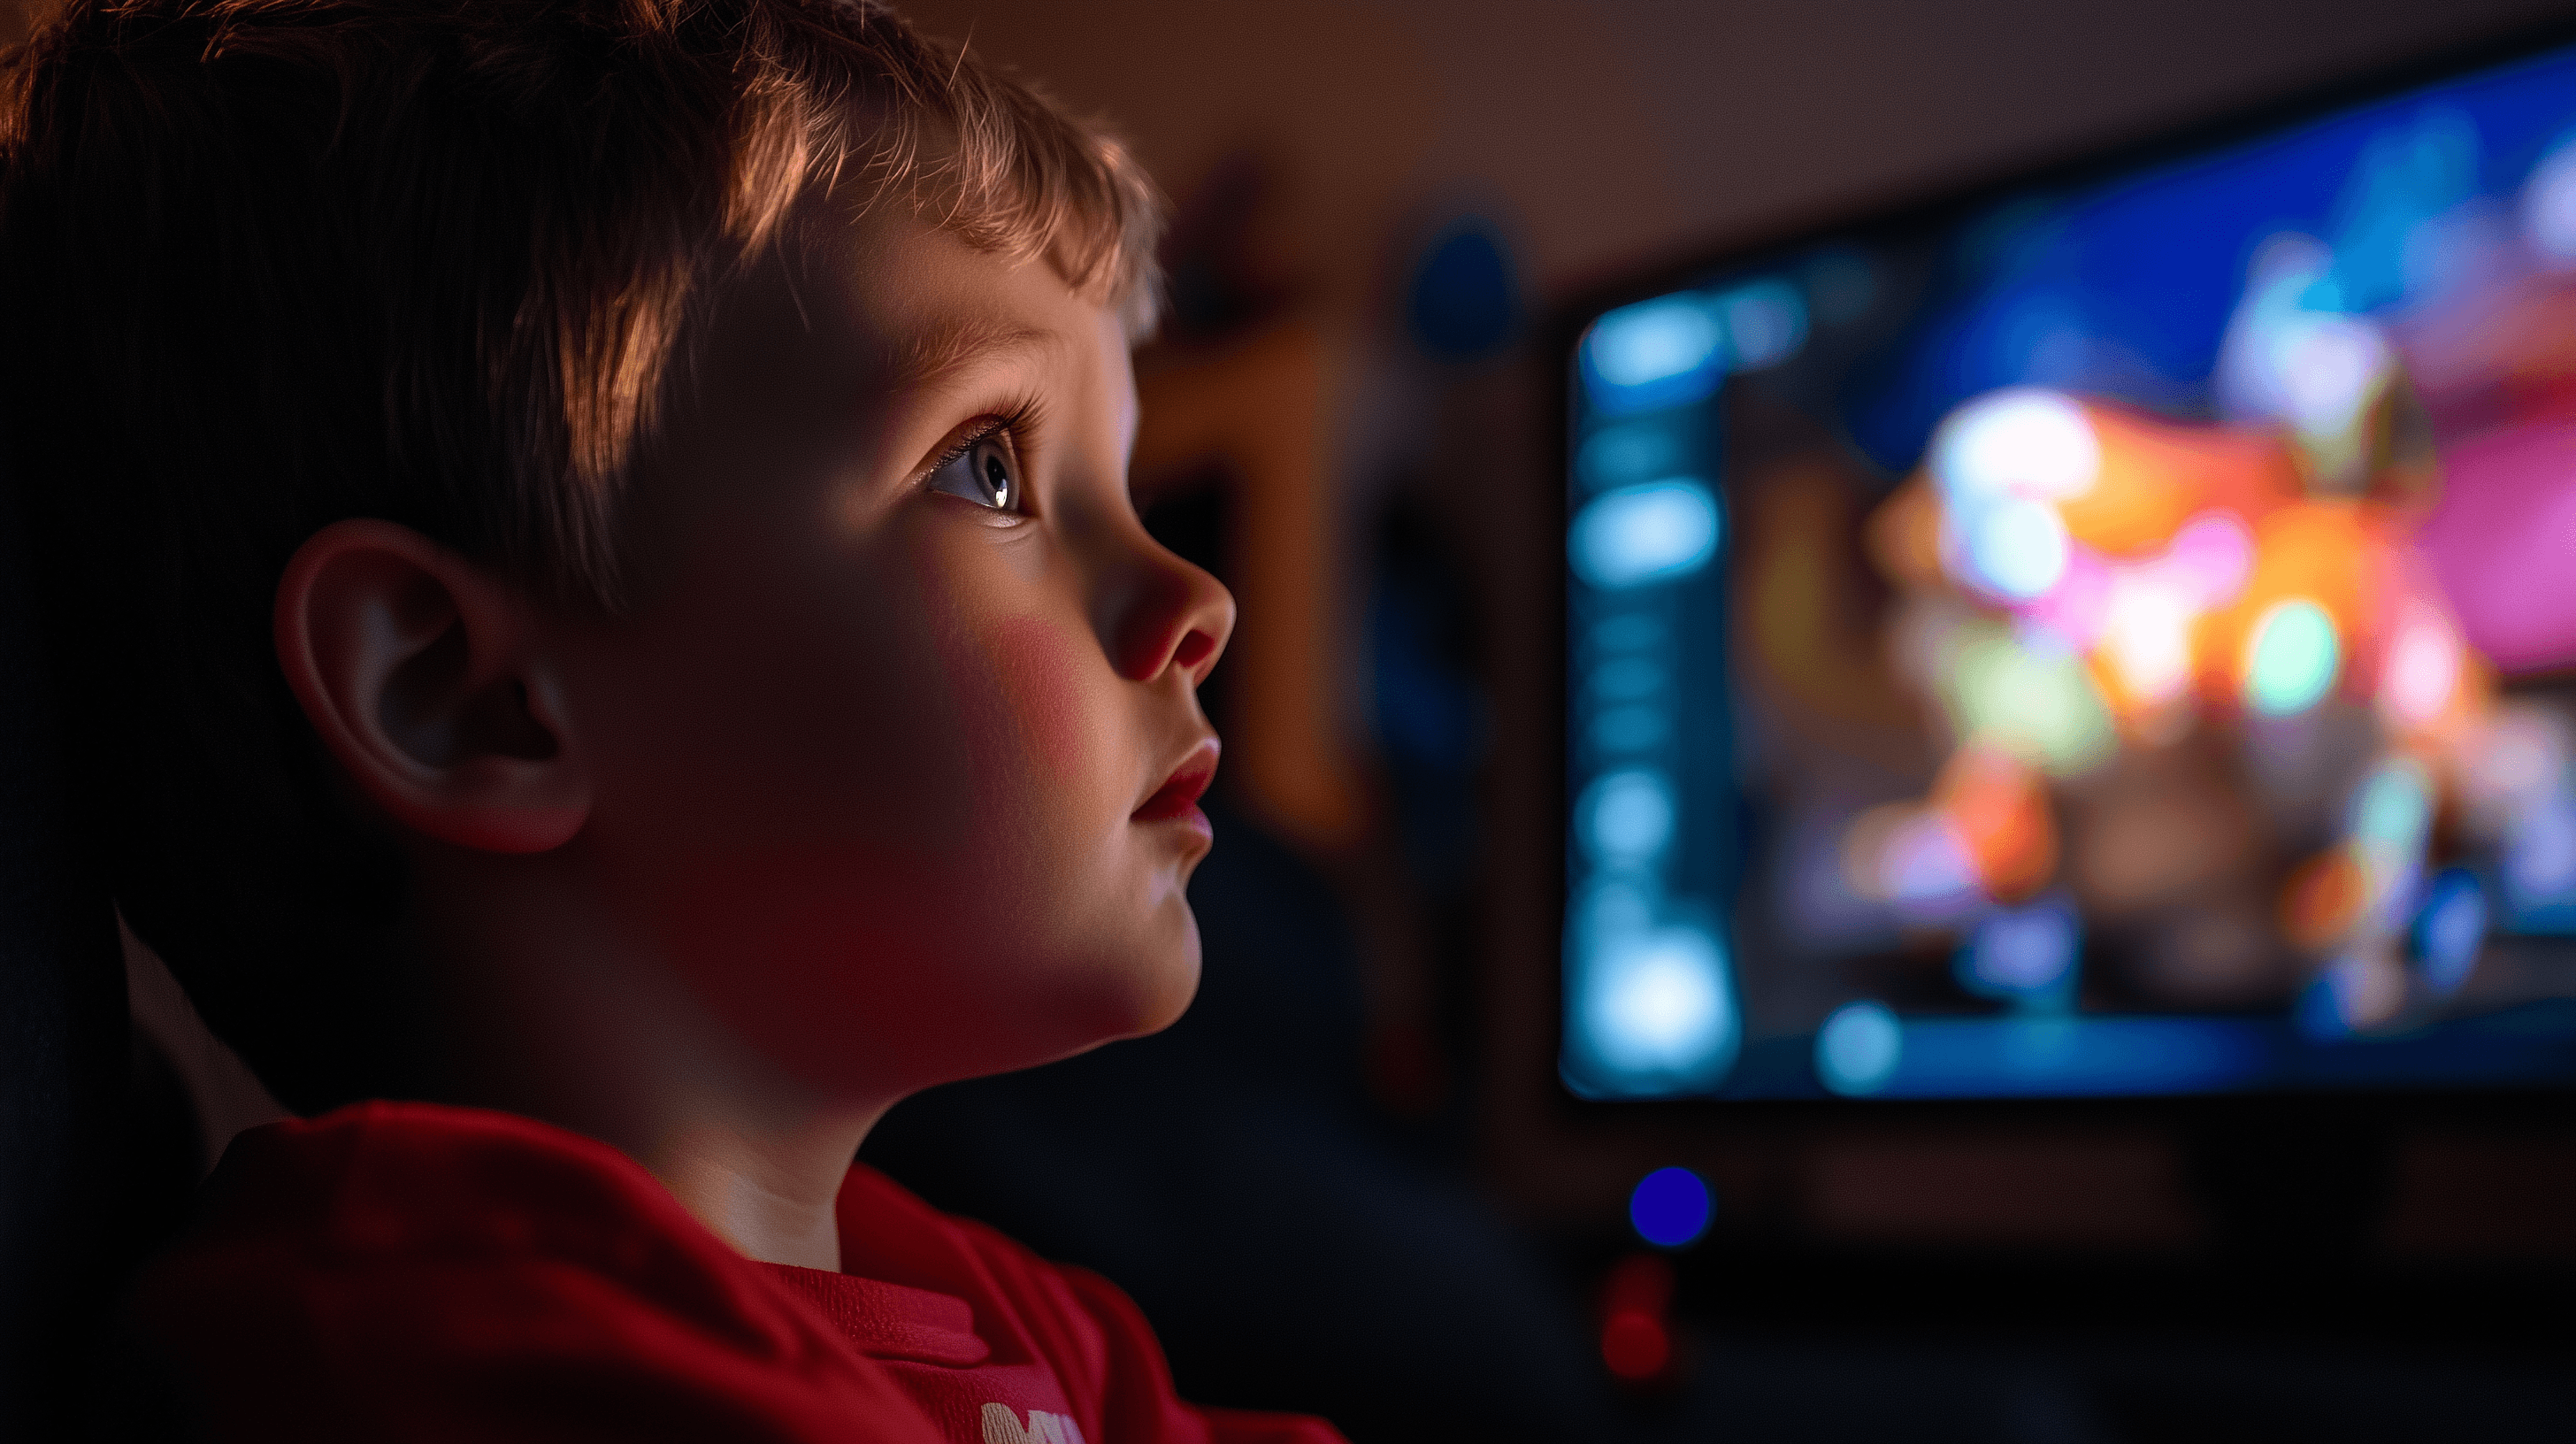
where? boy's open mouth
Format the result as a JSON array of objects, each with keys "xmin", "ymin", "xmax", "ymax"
[{"xmin": 1133, "ymin": 741, "xmax": 1219, "ymax": 822}]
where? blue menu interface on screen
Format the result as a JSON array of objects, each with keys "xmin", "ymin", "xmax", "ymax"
[{"xmin": 1563, "ymin": 40, "xmax": 2576, "ymax": 1101}]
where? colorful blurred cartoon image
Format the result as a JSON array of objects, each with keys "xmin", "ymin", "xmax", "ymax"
[{"xmin": 1562, "ymin": 50, "xmax": 2576, "ymax": 1100}]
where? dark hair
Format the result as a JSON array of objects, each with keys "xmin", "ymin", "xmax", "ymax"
[{"xmin": 0, "ymin": 0, "xmax": 1163, "ymax": 1113}]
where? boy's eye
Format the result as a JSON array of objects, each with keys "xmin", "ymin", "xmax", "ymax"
[{"xmin": 927, "ymin": 430, "xmax": 1022, "ymax": 513}]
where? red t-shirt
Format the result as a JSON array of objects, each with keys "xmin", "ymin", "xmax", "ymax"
[{"xmin": 135, "ymin": 1102, "xmax": 1343, "ymax": 1444}]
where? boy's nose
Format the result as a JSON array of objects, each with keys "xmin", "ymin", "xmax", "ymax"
[{"xmin": 1108, "ymin": 531, "xmax": 1235, "ymax": 689}]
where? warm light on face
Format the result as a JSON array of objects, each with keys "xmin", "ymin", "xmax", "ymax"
[{"xmin": 572, "ymin": 207, "xmax": 1229, "ymax": 1101}]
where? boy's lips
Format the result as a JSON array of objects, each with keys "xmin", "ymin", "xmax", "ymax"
[{"xmin": 1133, "ymin": 740, "xmax": 1219, "ymax": 824}]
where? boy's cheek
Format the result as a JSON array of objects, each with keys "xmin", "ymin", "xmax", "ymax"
[
  {"xmin": 587, "ymin": 542, "xmax": 988, "ymax": 853},
  {"xmin": 579, "ymin": 527, "xmax": 1180, "ymax": 1092},
  {"xmin": 977, "ymin": 612, "xmax": 1099, "ymax": 787},
  {"xmin": 899, "ymin": 530, "xmax": 1129, "ymax": 833}
]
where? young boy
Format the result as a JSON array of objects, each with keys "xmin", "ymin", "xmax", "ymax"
[{"xmin": 0, "ymin": 1, "xmax": 1340, "ymax": 1440}]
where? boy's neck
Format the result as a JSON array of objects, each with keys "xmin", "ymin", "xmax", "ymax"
[
  {"xmin": 636, "ymin": 1109, "xmax": 887, "ymax": 1271},
  {"xmin": 416, "ymin": 849, "xmax": 893, "ymax": 1272}
]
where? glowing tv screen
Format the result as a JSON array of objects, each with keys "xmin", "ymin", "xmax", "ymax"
[{"xmin": 1560, "ymin": 34, "xmax": 2576, "ymax": 1101}]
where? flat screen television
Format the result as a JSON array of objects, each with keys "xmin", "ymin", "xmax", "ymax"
[{"xmin": 1558, "ymin": 27, "xmax": 2576, "ymax": 1104}]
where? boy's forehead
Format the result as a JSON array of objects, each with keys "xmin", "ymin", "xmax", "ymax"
[
  {"xmin": 883, "ymin": 314, "xmax": 1068, "ymax": 395},
  {"xmin": 662, "ymin": 200, "xmax": 1140, "ymax": 488},
  {"xmin": 813, "ymin": 203, "xmax": 1129, "ymax": 401}
]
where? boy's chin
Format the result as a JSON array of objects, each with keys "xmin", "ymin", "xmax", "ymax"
[
  {"xmin": 1126, "ymin": 921, "xmax": 1206, "ymax": 1039},
  {"xmin": 1081, "ymin": 912, "xmax": 1207, "ymax": 1046},
  {"xmin": 1046, "ymin": 909, "xmax": 1206, "ymax": 1060}
]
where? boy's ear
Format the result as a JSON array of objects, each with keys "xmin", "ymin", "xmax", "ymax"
[{"xmin": 273, "ymin": 519, "xmax": 588, "ymax": 854}]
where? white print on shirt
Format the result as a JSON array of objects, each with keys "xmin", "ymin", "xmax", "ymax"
[{"xmin": 980, "ymin": 1402, "xmax": 1089, "ymax": 1444}]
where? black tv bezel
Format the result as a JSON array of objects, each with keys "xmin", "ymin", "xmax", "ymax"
[{"xmin": 1537, "ymin": 12, "xmax": 2576, "ymax": 1128}]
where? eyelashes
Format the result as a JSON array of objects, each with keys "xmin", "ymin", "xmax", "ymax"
[
  {"xmin": 924, "ymin": 416, "xmax": 1010, "ymax": 480},
  {"xmin": 920, "ymin": 396, "xmax": 1045, "ymax": 485}
]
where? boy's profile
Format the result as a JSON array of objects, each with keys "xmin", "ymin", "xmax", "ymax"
[{"xmin": 0, "ymin": 1, "xmax": 1335, "ymax": 1439}]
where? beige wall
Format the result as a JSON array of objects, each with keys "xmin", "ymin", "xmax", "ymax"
[{"xmin": 900, "ymin": 0, "xmax": 2576, "ymax": 304}]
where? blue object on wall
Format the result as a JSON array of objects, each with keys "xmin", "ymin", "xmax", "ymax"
[{"xmin": 1407, "ymin": 219, "xmax": 1519, "ymax": 361}]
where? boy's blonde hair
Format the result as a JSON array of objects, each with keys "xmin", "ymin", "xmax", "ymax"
[{"xmin": 0, "ymin": 0, "xmax": 1163, "ymax": 1111}]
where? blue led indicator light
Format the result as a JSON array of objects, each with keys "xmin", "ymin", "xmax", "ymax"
[{"xmin": 1629, "ymin": 1166, "xmax": 1713, "ymax": 1248}]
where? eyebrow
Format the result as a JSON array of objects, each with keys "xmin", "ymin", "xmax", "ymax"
[{"xmin": 882, "ymin": 315, "xmax": 1064, "ymax": 393}]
